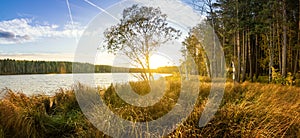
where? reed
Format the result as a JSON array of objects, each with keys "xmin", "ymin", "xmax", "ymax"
[{"xmin": 0, "ymin": 77, "xmax": 299, "ymax": 137}]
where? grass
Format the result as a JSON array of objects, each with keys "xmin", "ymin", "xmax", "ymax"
[
  {"xmin": 0, "ymin": 76, "xmax": 299, "ymax": 137},
  {"xmin": 0, "ymin": 88, "xmax": 105, "ymax": 138}
]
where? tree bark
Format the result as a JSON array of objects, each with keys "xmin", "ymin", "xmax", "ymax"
[
  {"xmin": 233, "ymin": 33, "xmax": 236, "ymax": 82},
  {"xmin": 242, "ymin": 30, "xmax": 247, "ymax": 82},
  {"xmin": 277, "ymin": 18, "xmax": 282, "ymax": 72},
  {"xmin": 282, "ymin": 0, "xmax": 287, "ymax": 77},
  {"xmin": 248, "ymin": 29, "xmax": 253, "ymax": 82},
  {"xmin": 268, "ymin": 26, "xmax": 274, "ymax": 83},
  {"xmin": 236, "ymin": 0, "xmax": 241, "ymax": 82},
  {"xmin": 294, "ymin": 50, "xmax": 299, "ymax": 77},
  {"xmin": 255, "ymin": 34, "xmax": 259, "ymax": 79},
  {"xmin": 294, "ymin": 0, "xmax": 300, "ymax": 78}
]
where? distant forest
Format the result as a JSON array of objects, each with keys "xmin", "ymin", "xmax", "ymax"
[{"xmin": 0, "ymin": 59, "xmax": 178, "ymax": 75}]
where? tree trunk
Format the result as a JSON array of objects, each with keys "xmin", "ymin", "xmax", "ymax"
[
  {"xmin": 255, "ymin": 34, "xmax": 259, "ymax": 79},
  {"xmin": 277, "ymin": 19, "xmax": 282, "ymax": 72},
  {"xmin": 237, "ymin": 31, "xmax": 241, "ymax": 82},
  {"xmin": 146, "ymin": 55, "xmax": 153, "ymax": 81},
  {"xmin": 242, "ymin": 30, "xmax": 247, "ymax": 82},
  {"xmin": 209, "ymin": 1, "xmax": 217, "ymax": 78},
  {"xmin": 268, "ymin": 27, "xmax": 274, "ymax": 83},
  {"xmin": 203, "ymin": 53, "xmax": 211, "ymax": 78},
  {"xmin": 282, "ymin": 0, "xmax": 287, "ymax": 78},
  {"xmin": 288, "ymin": 27, "xmax": 292, "ymax": 73},
  {"xmin": 236, "ymin": 0, "xmax": 241, "ymax": 82},
  {"xmin": 294, "ymin": 50, "xmax": 299, "ymax": 77},
  {"xmin": 145, "ymin": 37, "xmax": 153, "ymax": 81},
  {"xmin": 233, "ymin": 33, "xmax": 236, "ymax": 82},
  {"xmin": 294, "ymin": 0, "xmax": 300, "ymax": 78},
  {"xmin": 232, "ymin": 61, "xmax": 236, "ymax": 81},
  {"xmin": 221, "ymin": 33, "xmax": 226, "ymax": 77},
  {"xmin": 248, "ymin": 29, "xmax": 253, "ymax": 82}
]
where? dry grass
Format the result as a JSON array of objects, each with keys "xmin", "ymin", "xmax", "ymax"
[
  {"xmin": 0, "ymin": 88, "xmax": 105, "ymax": 138},
  {"xmin": 183, "ymin": 82, "xmax": 300, "ymax": 138},
  {"xmin": 0, "ymin": 77, "xmax": 299, "ymax": 137}
]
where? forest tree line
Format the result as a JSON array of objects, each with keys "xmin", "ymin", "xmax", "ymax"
[
  {"xmin": 183, "ymin": 0, "xmax": 300, "ymax": 83},
  {"xmin": 0, "ymin": 59, "xmax": 178, "ymax": 75}
]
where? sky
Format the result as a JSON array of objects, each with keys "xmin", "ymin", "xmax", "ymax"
[{"xmin": 0, "ymin": 0, "xmax": 201, "ymax": 67}]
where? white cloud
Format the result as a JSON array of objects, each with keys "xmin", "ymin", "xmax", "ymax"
[{"xmin": 0, "ymin": 18, "xmax": 84, "ymax": 44}]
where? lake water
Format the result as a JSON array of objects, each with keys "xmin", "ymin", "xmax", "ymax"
[{"xmin": 0, "ymin": 73, "xmax": 170, "ymax": 96}]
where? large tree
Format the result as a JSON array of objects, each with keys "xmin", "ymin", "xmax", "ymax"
[{"xmin": 103, "ymin": 5, "xmax": 181, "ymax": 81}]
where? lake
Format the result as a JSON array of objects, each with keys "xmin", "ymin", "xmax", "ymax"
[{"xmin": 0, "ymin": 73, "xmax": 171, "ymax": 96}]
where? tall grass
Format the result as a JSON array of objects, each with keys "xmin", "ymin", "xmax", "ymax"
[
  {"xmin": 0, "ymin": 88, "xmax": 105, "ymax": 137},
  {"xmin": 0, "ymin": 77, "xmax": 299, "ymax": 137},
  {"xmin": 171, "ymin": 82, "xmax": 300, "ymax": 137}
]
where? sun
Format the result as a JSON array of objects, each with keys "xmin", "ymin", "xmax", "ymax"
[{"xmin": 149, "ymin": 53, "xmax": 174, "ymax": 69}]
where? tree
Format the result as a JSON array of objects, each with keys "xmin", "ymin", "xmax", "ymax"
[
  {"xmin": 185, "ymin": 0, "xmax": 299, "ymax": 84},
  {"xmin": 191, "ymin": 0, "xmax": 218, "ymax": 78},
  {"xmin": 103, "ymin": 4, "xmax": 181, "ymax": 81},
  {"xmin": 282, "ymin": 0, "xmax": 287, "ymax": 78},
  {"xmin": 182, "ymin": 29, "xmax": 211, "ymax": 77}
]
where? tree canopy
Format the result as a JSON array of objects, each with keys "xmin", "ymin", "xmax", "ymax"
[{"xmin": 103, "ymin": 4, "xmax": 181, "ymax": 81}]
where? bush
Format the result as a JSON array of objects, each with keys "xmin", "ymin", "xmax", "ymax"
[{"xmin": 272, "ymin": 67, "xmax": 294, "ymax": 85}]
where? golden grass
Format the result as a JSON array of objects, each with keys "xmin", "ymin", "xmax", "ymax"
[{"xmin": 0, "ymin": 78, "xmax": 299, "ymax": 137}]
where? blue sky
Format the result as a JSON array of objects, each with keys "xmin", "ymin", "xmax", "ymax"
[
  {"xmin": 0, "ymin": 0, "xmax": 198, "ymax": 64},
  {"xmin": 0, "ymin": 0, "xmax": 116, "ymax": 54}
]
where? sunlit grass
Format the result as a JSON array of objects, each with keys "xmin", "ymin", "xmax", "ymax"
[{"xmin": 0, "ymin": 76, "xmax": 299, "ymax": 137}]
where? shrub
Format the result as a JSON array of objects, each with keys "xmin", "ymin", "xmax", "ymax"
[{"xmin": 272, "ymin": 67, "xmax": 294, "ymax": 85}]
